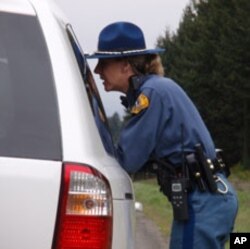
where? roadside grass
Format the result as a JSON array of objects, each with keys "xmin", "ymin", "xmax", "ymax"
[
  {"xmin": 229, "ymin": 166, "xmax": 250, "ymax": 233},
  {"xmin": 133, "ymin": 165, "xmax": 250, "ymax": 243}
]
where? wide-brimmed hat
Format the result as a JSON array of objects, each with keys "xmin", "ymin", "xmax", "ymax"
[{"xmin": 86, "ymin": 21, "xmax": 165, "ymax": 59}]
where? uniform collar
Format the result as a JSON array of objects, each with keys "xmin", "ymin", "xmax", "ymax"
[{"xmin": 120, "ymin": 75, "xmax": 149, "ymax": 109}]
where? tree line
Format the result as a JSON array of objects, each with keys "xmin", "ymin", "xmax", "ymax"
[{"xmin": 157, "ymin": 0, "xmax": 250, "ymax": 168}]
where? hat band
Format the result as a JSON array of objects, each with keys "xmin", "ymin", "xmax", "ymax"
[{"xmin": 94, "ymin": 48, "xmax": 148, "ymax": 55}]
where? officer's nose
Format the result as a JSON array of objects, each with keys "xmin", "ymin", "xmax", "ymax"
[{"xmin": 94, "ymin": 60, "xmax": 101, "ymax": 75}]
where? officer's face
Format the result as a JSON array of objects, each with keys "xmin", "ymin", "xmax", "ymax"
[{"xmin": 94, "ymin": 58, "xmax": 133, "ymax": 93}]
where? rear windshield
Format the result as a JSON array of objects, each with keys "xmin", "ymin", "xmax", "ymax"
[{"xmin": 0, "ymin": 12, "xmax": 61, "ymax": 160}]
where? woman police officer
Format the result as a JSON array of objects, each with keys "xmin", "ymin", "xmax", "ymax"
[{"xmin": 86, "ymin": 21, "xmax": 238, "ymax": 249}]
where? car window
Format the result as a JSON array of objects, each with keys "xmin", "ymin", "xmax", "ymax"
[
  {"xmin": 66, "ymin": 24, "xmax": 115, "ymax": 156},
  {"xmin": 0, "ymin": 12, "xmax": 61, "ymax": 160}
]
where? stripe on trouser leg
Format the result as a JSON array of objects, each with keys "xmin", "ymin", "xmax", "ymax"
[{"xmin": 182, "ymin": 198, "xmax": 195, "ymax": 249}]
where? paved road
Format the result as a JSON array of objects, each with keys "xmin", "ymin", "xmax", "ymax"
[{"xmin": 135, "ymin": 211, "xmax": 169, "ymax": 249}]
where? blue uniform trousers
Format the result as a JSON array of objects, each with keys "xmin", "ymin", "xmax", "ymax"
[{"xmin": 169, "ymin": 174, "xmax": 238, "ymax": 249}]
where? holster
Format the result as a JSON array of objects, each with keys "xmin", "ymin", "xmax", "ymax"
[{"xmin": 155, "ymin": 160, "xmax": 175, "ymax": 201}]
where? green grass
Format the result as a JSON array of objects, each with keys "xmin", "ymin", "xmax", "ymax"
[
  {"xmin": 229, "ymin": 166, "xmax": 250, "ymax": 233},
  {"xmin": 133, "ymin": 165, "xmax": 250, "ymax": 239}
]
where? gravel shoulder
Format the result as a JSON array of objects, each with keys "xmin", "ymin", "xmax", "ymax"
[{"xmin": 135, "ymin": 211, "xmax": 169, "ymax": 249}]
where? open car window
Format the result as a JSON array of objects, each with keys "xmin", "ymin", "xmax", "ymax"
[{"xmin": 66, "ymin": 24, "xmax": 115, "ymax": 156}]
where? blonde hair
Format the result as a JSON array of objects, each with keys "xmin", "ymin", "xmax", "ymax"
[{"xmin": 127, "ymin": 54, "xmax": 165, "ymax": 76}]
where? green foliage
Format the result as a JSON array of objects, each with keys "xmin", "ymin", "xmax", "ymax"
[{"xmin": 157, "ymin": 0, "xmax": 250, "ymax": 167}]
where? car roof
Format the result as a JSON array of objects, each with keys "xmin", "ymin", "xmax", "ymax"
[
  {"xmin": 0, "ymin": 0, "xmax": 35, "ymax": 15},
  {"xmin": 0, "ymin": 0, "xmax": 68, "ymax": 23}
]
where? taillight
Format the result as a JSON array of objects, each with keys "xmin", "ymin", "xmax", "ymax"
[{"xmin": 54, "ymin": 163, "xmax": 113, "ymax": 249}]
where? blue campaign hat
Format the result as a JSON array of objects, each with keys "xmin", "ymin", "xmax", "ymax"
[{"xmin": 86, "ymin": 21, "xmax": 165, "ymax": 59}]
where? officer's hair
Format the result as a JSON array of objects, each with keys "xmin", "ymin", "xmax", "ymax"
[{"xmin": 126, "ymin": 54, "xmax": 165, "ymax": 76}]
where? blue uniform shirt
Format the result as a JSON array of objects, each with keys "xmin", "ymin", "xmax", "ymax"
[{"xmin": 116, "ymin": 75, "xmax": 216, "ymax": 173}]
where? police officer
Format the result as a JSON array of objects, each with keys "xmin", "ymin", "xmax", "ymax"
[{"xmin": 87, "ymin": 21, "xmax": 238, "ymax": 249}]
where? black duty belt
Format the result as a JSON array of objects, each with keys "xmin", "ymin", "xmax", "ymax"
[
  {"xmin": 154, "ymin": 145, "xmax": 230, "ymax": 194},
  {"xmin": 152, "ymin": 144, "xmax": 230, "ymax": 221}
]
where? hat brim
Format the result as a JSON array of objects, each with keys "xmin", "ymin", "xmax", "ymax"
[{"xmin": 85, "ymin": 48, "xmax": 165, "ymax": 59}]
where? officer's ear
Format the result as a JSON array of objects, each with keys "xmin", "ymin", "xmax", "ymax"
[{"xmin": 121, "ymin": 59, "xmax": 134, "ymax": 75}]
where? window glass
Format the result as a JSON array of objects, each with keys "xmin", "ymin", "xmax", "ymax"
[
  {"xmin": 66, "ymin": 25, "xmax": 115, "ymax": 156},
  {"xmin": 0, "ymin": 12, "xmax": 61, "ymax": 160}
]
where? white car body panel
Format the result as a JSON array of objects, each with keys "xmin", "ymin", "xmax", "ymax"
[
  {"xmin": 0, "ymin": 0, "xmax": 135, "ymax": 248},
  {"xmin": 113, "ymin": 200, "xmax": 136, "ymax": 249},
  {"xmin": 0, "ymin": 157, "xmax": 61, "ymax": 249},
  {"xmin": 30, "ymin": 0, "xmax": 134, "ymax": 200}
]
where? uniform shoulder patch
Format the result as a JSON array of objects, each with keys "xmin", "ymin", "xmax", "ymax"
[{"xmin": 131, "ymin": 93, "xmax": 150, "ymax": 114}]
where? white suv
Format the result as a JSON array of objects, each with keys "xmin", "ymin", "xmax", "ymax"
[{"xmin": 0, "ymin": 0, "xmax": 135, "ymax": 248}]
